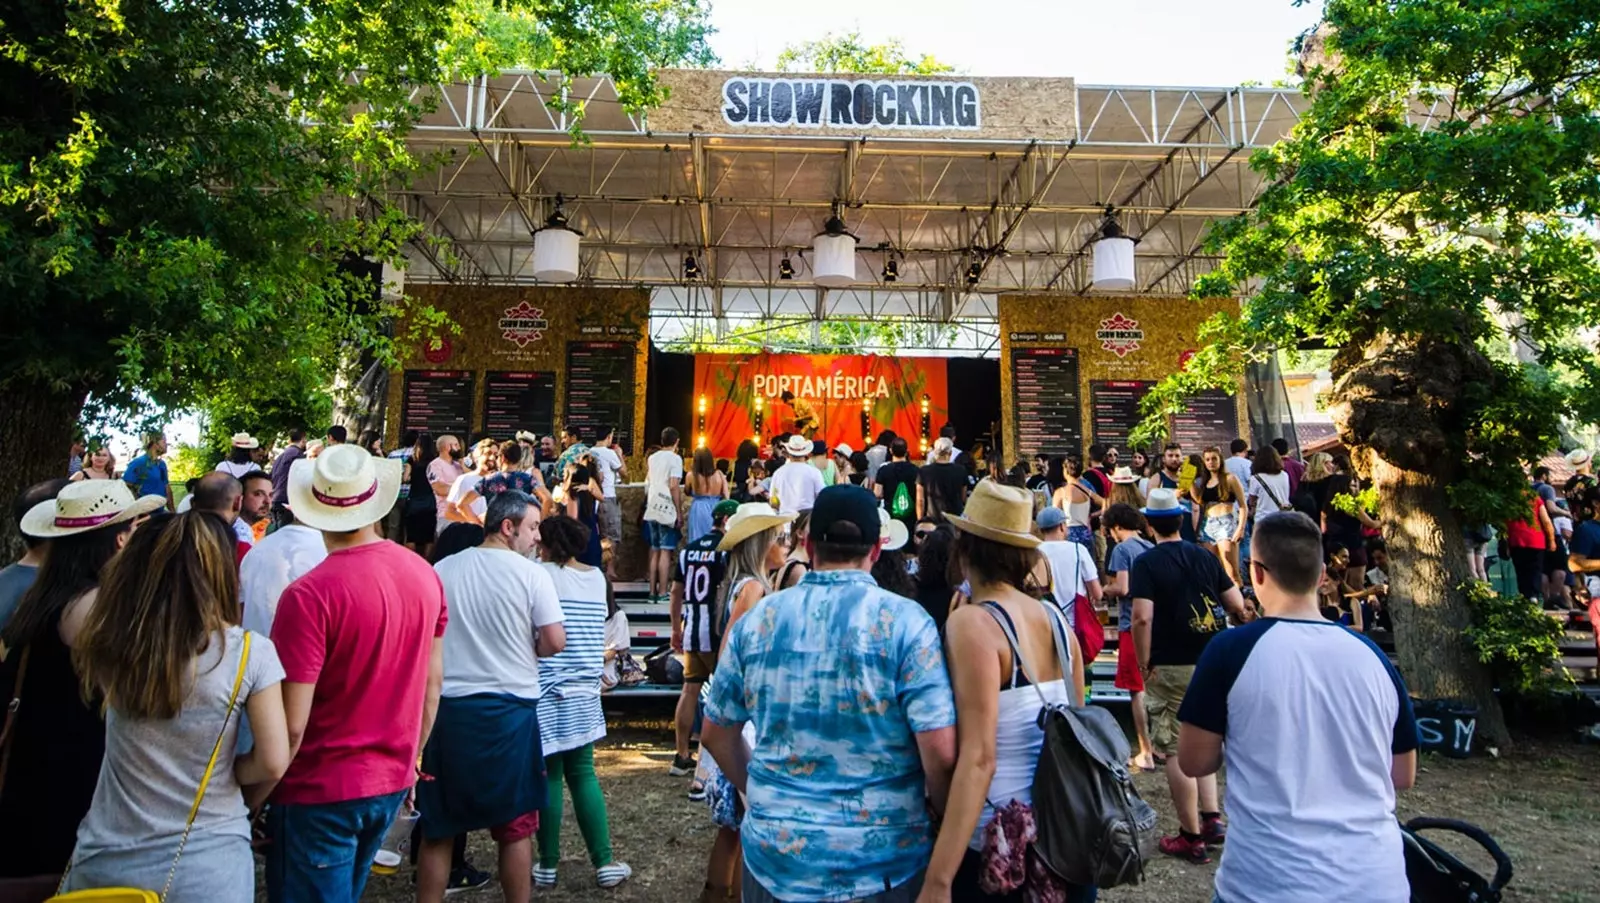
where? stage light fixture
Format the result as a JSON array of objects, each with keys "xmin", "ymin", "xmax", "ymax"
[
  {"xmin": 812, "ymin": 205, "xmax": 858, "ymax": 287},
  {"xmin": 683, "ymin": 255, "xmax": 701, "ymax": 280},
  {"xmin": 965, "ymin": 261, "xmax": 983, "ymax": 286},
  {"xmin": 881, "ymin": 258, "xmax": 899, "ymax": 283},
  {"xmin": 778, "ymin": 257, "xmax": 795, "ymax": 280},
  {"xmin": 531, "ymin": 194, "xmax": 582, "ymax": 283},
  {"xmin": 1090, "ymin": 206, "xmax": 1137, "ymax": 291}
]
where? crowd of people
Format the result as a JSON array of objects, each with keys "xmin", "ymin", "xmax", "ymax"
[{"xmin": 0, "ymin": 417, "xmax": 1592, "ymax": 903}]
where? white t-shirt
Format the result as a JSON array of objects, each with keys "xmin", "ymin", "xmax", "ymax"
[
  {"xmin": 769, "ymin": 457, "xmax": 825, "ymax": 514},
  {"xmin": 216, "ymin": 460, "xmax": 262, "ymax": 479},
  {"xmin": 240, "ymin": 524, "xmax": 328, "ymax": 636},
  {"xmin": 1181, "ymin": 619, "xmax": 1417, "ymax": 903},
  {"xmin": 1037, "ymin": 540, "xmax": 1098, "ymax": 629},
  {"xmin": 433, "ymin": 546, "xmax": 565, "ymax": 700},
  {"xmin": 589, "ymin": 445, "xmax": 623, "ymax": 498},
  {"xmin": 447, "ymin": 472, "xmax": 488, "ymax": 522},
  {"xmin": 1246, "ymin": 472, "xmax": 1293, "ymax": 523},
  {"xmin": 644, "ymin": 449, "xmax": 685, "ymax": 525}
]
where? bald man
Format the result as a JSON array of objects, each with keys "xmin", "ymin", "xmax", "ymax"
[{"xmin": 190, "ymin": 471, "xmax": 254, "ymax": 561}]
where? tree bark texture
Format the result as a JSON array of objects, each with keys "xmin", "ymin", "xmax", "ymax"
[
  {"xmin": 1329, "ymin": 334, "xmax": 1510, "ymax": 745},
  {"xmin": 0, "ymin": 382, "xmax": 88, "ymax": 562}
]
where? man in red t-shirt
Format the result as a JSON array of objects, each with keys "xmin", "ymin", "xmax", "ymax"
[{"xmin": 257, "ymin": 444, "xmax": 448, "ymax": 903}]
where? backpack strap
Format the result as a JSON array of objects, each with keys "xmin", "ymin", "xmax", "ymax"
[{"xmin": 977, "ymin": 600, "xmax": 1073, "ymax": 709}]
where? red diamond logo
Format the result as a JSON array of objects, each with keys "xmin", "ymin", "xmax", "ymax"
[
  {"xmin": 498, "ymin": 302, "xmax": 549, "ymax": 348},
  {"xmin": 1095, "ymin": 312, "xmax": 1144, "ymax": 358}
]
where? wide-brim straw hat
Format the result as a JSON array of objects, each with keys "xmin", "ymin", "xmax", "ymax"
[
  {"xmin": 717, "ymin": 502, "xmax": 796, "ymax": 551},
  {"xmin": 878, "ymin": 508, "xmax": 909, "ymax": 551},
  {"xmin": 945, "ymin": 480, "xmax": 1040, "ymax": 549},
  {"xmin": 21, "ymin": 480, "xmax": 166, "ymax": 538},
  {"xmin": 287, "ymin": 443, "xmax": 402, "ymax": 533},
  {"xmin": 1567, "ymin": 448, "xmax": 1592, "ymax": 468},
  {"xmin": 230, "ymin": 432, "xmax": 259, "ymax": 449},
  {"xmin": 783, "ymin": 434, "xmax": 813, "ymax": 457}
]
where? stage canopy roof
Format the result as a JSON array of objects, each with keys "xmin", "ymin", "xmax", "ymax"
[{"xmin": 385, "ymin": 70, "xmax": 1442, "ymax": 351}]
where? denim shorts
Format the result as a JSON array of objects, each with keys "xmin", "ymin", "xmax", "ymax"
[{"xmin": 645, "ymin": 520, "xmax": 682, "ymax": 551}]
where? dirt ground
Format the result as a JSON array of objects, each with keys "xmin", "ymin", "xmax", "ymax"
[{"xmin": 357, "ymin": 712, "xmax": 1600, "ymax": 903}]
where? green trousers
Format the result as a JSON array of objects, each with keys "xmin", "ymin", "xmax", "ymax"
[{"xmin": 537, "ymin": 743, "xmax": 614, "ymax": 869}]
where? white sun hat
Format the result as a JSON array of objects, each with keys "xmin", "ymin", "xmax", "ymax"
[
  {"xmin": 287, "ymin": 443, "xmax": 402, "ymax": 533},
  {"xmin": 784, "ymin": 434, "xmax": 813, "ymax": 457},
  {"xmin": 230, "ymin": 432, "xmax": 260, "ymax": 449},
  {"xmin": 20, "ymin": 480, "xmax": 166, "ymax": 538},
  {"xmin": 877, "ymin": 507, "xmax": 909, "ymax": 551}
]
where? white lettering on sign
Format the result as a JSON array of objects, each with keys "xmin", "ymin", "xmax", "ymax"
[
  {"xmin": 750, "ymin": 373, "xmax": 892, "ymax": 399},
  {"xmin": 723, "ymin": 78, "xmax": 981, "ymax": 131}
]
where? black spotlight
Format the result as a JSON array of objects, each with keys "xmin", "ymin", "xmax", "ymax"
[
  {"xmin": 882, "ymin": 258, "xmax": 899, "ymax": 283},
  {"xmin": 965, "ymin": 261, "xmax": 983, "ymax": 286},
  {"xmin": 779, "ymin": 257, "xmax": 794, "ymax": 280},
  {"xmin": 683, "ymin": 255, "xmax": 700, "ymax": 280}
]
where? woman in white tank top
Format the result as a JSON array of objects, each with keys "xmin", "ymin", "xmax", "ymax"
[{"xmin": 926, "ymin": 481, "xmax": 1091, "ymax": 902}]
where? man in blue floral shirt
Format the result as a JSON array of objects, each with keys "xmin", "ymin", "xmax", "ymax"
[{"xmin": 702, "ymin": 485, "xmax": 956, "ymax": 903}]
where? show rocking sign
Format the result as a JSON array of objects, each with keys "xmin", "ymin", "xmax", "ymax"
[{"xmin": 722, "ymin": 77, "xmax": 981, "ymax": 131}]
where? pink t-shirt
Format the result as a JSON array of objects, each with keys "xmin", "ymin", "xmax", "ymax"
[{"xmin": 270, "ymin": 541, "xmax": 448, "ymax": 805}]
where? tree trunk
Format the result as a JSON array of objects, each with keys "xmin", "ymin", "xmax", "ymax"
[
  {"xmin": 0, "ymin": 382, "xmax": 88, "ymax": 561},
  {"xmin": 1329, "ymin": 332, "xmax": 1509, "ymax": 746},
  {"xmin": 1368, "ymin": 456, "xmax": 1509, "ymax": 745}
]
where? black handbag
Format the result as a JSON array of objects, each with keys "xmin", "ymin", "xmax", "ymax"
[
  {"xmin": 642, "ymin": 644, "xmax": 684, "ymax": 686},
  {"xmin": 1403, "ymin": 817, "xmax": 1512, "ymax": 903}
]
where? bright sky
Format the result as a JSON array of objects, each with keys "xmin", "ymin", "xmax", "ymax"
[{"xmin": 706, "ymin": 0, "xmax": 1322, "ymax": 86}]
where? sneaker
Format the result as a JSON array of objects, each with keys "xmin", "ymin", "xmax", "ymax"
[
  {"xmin": 446, "ymin": 864, "xmax": 494, "ymax": 895},
  {"xmin": 1202, "ymin": 815, "xmax": 1228, "ymax": 846},
  {"xmin": 533, "ymin": 866, "xmax": 558, "ymax": 888},
  {"xmin": 1158, "ymin": 834, "xmax": 1211, "ymax": 865},
  {"xmin": 687, "ymin": 781, "xmax": 707, "ymax": 802},
  {"xmin": 596, "ymin": 862, "xmax": 633, "ymax": 889},
  {"xmin": 668, "ymin": 754, "xmax": 696, "ymax": 776}
]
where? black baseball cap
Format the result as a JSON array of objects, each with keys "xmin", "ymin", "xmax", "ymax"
[{"xmin": 810, "ymin": 485, "xmax": 881, "ymax": 546}]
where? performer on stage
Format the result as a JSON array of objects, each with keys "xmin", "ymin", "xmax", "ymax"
[{"xmin": 780, "ymin": 390, "xmax": 819, "ymax": 439}]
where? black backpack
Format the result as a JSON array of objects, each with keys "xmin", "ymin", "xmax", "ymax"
[{"xmin": 982, "ymin": 600, "xmax": 1158, "ymax": 888}]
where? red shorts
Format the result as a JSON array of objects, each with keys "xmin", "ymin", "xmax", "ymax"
[
  {"xmin": 490, "ymin": 811, "xmax": 539, "ymax": 843},
  {"xmin": 1114, "ymin": 631, "xmax": 1144, "ymax": 693}
]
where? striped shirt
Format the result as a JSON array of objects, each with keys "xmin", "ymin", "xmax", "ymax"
[
  {"xmin": 536, "ymin": 563, "xmax": 609, "ymax": 755},
  {"xmin": 675, "ymin": 532, "xmax": 727, "ymax": 653}
]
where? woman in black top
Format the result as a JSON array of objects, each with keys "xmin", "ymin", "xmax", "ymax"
[
  {"xmin": 732, "ymin": 439, "xmax": 759, "ymax": 501},
  {"xmin": 0, "ymin": 491, "xmax": 145, "ymax": 879},
  {"xmin": 405, "ymin": 433, "xmax": 439, "ymax": 558}
]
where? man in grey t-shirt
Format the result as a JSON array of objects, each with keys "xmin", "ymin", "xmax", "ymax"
[{"xmin": 0, "ymin": 478, "xmax": 71, "ymax": 629}]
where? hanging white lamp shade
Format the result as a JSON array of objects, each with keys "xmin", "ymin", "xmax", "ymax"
[
  {"xmin": 532, "ymin": 198, "xmax": 582, "ymax": 283},
  {"xmin": 379, "ymin": 259, "xmax": 406, "ymax": 302},
  {"xmin": 1090, "ymin": 211, "xmax": 1136, "ymax": 291},
  {"xmin": 1091, "ymin": 236, "xmax": 1135, "ymax": 290},
  {"xmin": 812, "ymin": 212, "xmax": 858, "ymax": 287}
]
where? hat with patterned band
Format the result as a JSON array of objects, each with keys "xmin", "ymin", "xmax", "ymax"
[
  {"xmin": 20, "ymin": 480, "xmax": 166, "ymax": 538},
  {"xmin": 287, "ymin": 443, "xmax": 402, "ymax": 533}
]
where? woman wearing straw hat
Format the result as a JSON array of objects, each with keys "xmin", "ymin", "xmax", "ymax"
[
  {"xmin": 62, "ymin": 512, "xmax": 290, "ymax": 902},
  {"xmin": 699, "ymin": 503, "xmax": 794, "ymax": 903},
  {"xmin": 0, "ymin": 480, "xmax": 164, "ymax": 881},
  {"xmin": 922, "ymin": 481, "xmax": 1092, "ymax": 903},
  {"xmin": 216, "ymin": 433, "xmax": 263, "ymax": 479}
]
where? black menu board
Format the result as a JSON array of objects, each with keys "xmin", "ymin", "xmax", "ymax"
[
  {"xmin": 482, "ymin": 371, "xmax": 556, "ymax": 438},
  {"xmin": 1011, "ymin": 347, "xmax": 1082, "ymax": 458},
  {"xmin": 1090, "ymin": 380, "xmax": 1156, "ymax": 453},
  {"xmin": 564, "ymin": 341, "xmax": 636, "ymax": 454},
  {"xmin": 401, "ymin": 370, "xmax": 475, "ymax": 436},
  {"xmin": 1172, "ymin": 389, "xmax": 1240, "ymax": 450}
]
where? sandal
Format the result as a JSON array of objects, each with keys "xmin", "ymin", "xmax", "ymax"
[{"xmin": 687, "ymin": 780, "xmax": 707, "ymax": 802}]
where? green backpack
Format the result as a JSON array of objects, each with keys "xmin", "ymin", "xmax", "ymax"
[{"xmin": 890, "ymin": 479, "xmax": 912, "ymax": 519}]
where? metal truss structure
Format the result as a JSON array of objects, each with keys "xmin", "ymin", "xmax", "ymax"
[{"xmin": 391, "ymin": 73, "xmax": 1325, "ymax": 342}]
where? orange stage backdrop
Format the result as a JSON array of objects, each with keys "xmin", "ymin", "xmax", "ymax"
[{"xmin": 693, "ymin": 354, "xmax": 950, "ymax": 459}]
